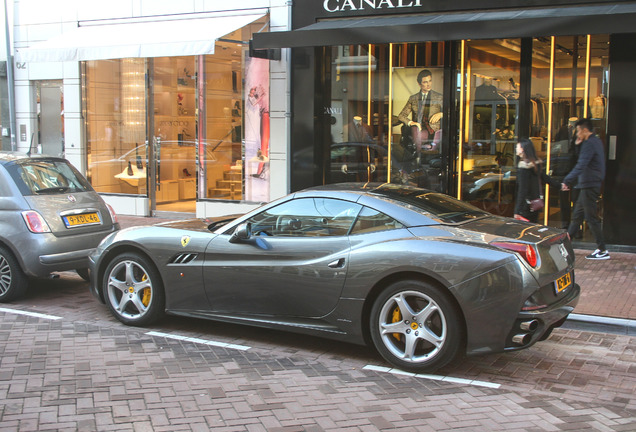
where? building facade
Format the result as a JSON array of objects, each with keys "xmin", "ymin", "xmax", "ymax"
[
  {"xmin": 7, "ymin": 0, "xmax": 291, "ymax": 218},
  {"xmin": 252, "ymin": 0, "xmax": 636, "ymax": 248},
  {"xmin": 5, "ymin": 1, "xmax": 636, "ymax": 248}
]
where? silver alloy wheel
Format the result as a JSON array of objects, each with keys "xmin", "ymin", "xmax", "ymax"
[
  {"xmin": 106, "ymin": 259, "xmax": 153, "ymax": 320},
  {"xmin": 0, "ymin": 255, "xmax": 11, "ymax": 296},
  {"xmin": 377, "ymin": 289, "xmax": 447, "ymax": 364}
]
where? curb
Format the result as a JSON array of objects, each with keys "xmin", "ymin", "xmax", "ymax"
[{"xmin": 565, "ymin": 313, "xmax": 636, "ymax": 336}]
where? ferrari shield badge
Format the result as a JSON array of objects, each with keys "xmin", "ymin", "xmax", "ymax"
[{"xmin": 181, "ymin": 235, "xmax": 191, "ymax": 248}]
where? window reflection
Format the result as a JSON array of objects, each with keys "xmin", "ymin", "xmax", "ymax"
[
  {"xmin": 326, "ymin": 43, "xmax": 446, "ymax": 188},
  {"xmin": 460, "ymin": 39, "xmax": 521, "ymax": 218},
  {"xmin": 531, "ymin": 35, "xmax": 609, "ymax": 231},
  {"xmin": 83, "ymin": 17, "xmax": 270, "ymax": 210},
  {"xmin": 85, "ymin": 58, "xmax": 147, "ymax": 196}
]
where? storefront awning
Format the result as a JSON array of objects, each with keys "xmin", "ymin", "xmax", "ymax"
[
  {"xmin": 17, "ymin": 12, "xmax": 266, "ymax": 62},
  {"xmin": 252, "ymin": 4, "xmax": 636, "ymax": 49}
]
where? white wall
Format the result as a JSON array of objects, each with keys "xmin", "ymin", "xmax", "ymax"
[{"xmin": 12, "ymin": 0, "xmax": 291, "ymax": 216}]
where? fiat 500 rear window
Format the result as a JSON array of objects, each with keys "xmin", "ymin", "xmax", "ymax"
[{"xmin": 8, "ymin": 160, "xmax": 92, "ymax": 196}]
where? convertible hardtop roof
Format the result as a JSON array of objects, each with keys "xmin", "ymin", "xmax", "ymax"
[
  {"xmin": 303, "ymin": 182, "xmax": 491, "ymax": 226},
  {"xmin": 305, "ymin": 182, "xmax": 434, "ymax": 199}
]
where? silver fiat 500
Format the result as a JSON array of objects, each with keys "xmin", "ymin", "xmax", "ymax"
[{"xmin": 0, "ymin": 151, "xmax": 119, "ymax": 301}]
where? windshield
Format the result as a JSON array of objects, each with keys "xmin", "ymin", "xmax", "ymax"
[
  {"xmin": 371, "ymin": 185, "xmax": 490, "ymax": 224},
  {"xmin": 8, "ymin": 159, "xmax": 92, "ymax": 196}
]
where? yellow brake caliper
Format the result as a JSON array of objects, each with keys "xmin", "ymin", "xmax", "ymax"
[
  {"xmin": 392, "ymin": 307, "xmax": 402, "ymax": 342},
  {"xmin": 141, "ymin": 274, "xmax": 151, "ymax": 306}
]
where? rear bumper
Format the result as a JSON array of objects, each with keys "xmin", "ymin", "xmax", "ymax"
[
  {"xmin": 39, "ymin": 248, "xmax": 95, "ymax": 266},
  {"xmin": 17, "ymin": 227, "xmax": 118, "ymax": 278},
  {"xmin": 504, "ymin": 282, "xmax": 580, "ymax": 350}
]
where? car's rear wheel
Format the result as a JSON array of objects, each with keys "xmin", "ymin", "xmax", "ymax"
[
  {"xmin": 370, "ymin": 279, "xmax": 463, "ymax": 373},
  {"xmin": 0, "ymin": 246, "xmax": 28, "ymax": 302},
  {"xmin": 103, "ymin": 252, "xmax": 165, "ymax": 326}
]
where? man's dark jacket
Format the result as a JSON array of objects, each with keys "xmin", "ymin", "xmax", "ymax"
[{"xmin": 563, "ymin": 133, "xmax": 605, "ymax": 189}]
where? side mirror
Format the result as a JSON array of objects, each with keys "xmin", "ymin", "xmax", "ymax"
[{"xmin": 229, "ymin": 222, "xmax": 252, "ymax": 243}]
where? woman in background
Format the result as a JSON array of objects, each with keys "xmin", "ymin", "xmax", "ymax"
[{"xmin": 514, "ymin": 138, "xmax": 558, "ymax": 222}]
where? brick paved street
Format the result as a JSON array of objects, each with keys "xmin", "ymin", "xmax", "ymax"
[{"xmin": 0, "ymin": 272, "xmax": 635, "ymax": 431}]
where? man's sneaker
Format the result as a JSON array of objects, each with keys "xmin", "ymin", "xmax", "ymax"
[{"xmin": 586, "ymin": 249, "xmax": 610, "ymax": 260}]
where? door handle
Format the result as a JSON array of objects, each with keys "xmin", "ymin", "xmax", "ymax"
[{"xmin": 328, "ymin": 258, "xmax": 346, "ymax": 269}]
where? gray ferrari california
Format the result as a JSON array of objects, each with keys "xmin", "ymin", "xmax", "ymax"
[{"xmin": 88, "ymin": 183, "xmax": 579, "ymax": 372}]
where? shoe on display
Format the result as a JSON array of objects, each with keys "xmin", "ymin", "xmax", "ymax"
[{"xmin": 585, "ymin": 249, "xmax": 610, "ymax": 260}]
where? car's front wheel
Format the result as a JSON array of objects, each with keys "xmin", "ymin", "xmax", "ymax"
[
  {"xmin": 103, "ymin": 252, "xmax": 165, "ymax": 326},
  {"xmin": 370, "ymin": 280, "xmax": 463, "ymax": 373},
  {"xmin": 0, "ymin": 246, "xmax": 28, "ymax": 302}
]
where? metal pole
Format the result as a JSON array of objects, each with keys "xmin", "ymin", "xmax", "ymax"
[{"xmin": 3, "ymin": 0, "xmax": 16, "ymax": 150}]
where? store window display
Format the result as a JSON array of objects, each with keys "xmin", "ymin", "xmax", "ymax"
[
  {"xmin": 322, "ymin": 43, "xmax": 447, "ymax": 189},
  {"xmin": 460, "ymin": 40, "xmax": 520, "ymax": 217},
  {"xmin": 83, "ymin": 16, "xmax": 270, "ymax": 213},
  {"xmin": 530, "ymin": 35, "xmax": 609, "ymax": 231},
  {"xmin": 397, "ymin": 69, "xmax": 443, "ymax": 155},
  {"xmin": 393, "ymin": 69, "xmax": 444, "ymax": 187},
  {"xmin": 313, "ymin": 36, "xmax": 609, "ymax": 233},
  {"xmin": 392, "ymin": 64, "xmax": 445, "ymax": 190}
]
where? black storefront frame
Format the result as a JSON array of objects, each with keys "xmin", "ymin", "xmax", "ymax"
[
  {"xmin": 277, "ymin": 2, "xmax": 636, "ymax": 249},
  {"xmin": 306, "ymin": 39, "xmax": 536, "ymax": 197}
]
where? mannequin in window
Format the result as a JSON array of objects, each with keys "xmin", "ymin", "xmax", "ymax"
[
  {"xmin": 474, "ymin": 78, "xmax": 499, "ymax": 101},
  {"xmin": 591, "ymin": 94, "xmax": 606, "ymax": 119},
  {"xmin": 348, "ymin": 115, "xmax": 374, "ymax": 143},
  {"xmin": 397, "ymin": 69, "xmax": 443, "ymax": 157}
]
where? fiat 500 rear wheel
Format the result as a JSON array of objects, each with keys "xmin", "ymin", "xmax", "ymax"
[
  {"xmin": 103, "ymin": 252, "xmax": 165, "ymax": 326},
  {"xmin": 0, "ymin": 246, "xmax": 28, "ymax": 302},
  {"xmin": 370, "ymin": 280, "xmax": 463, "ymax": 373}
]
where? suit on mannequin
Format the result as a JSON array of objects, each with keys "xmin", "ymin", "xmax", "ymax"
[{"xmin": 348, "ymin": 116, "xmax": 374, "ymax": 143}]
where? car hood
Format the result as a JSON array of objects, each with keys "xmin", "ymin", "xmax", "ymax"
[{"xmin": 24, "ymin": 191, "xmax": 116, "ymax": 237}]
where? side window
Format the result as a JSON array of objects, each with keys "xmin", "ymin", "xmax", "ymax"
[
  {"xmin": 246, "ymin": 197, "xmax": 362, "ymax": 237},
  {"xmin": 350, "ymin": 206, "xmax": 404, "ymax": 235}
]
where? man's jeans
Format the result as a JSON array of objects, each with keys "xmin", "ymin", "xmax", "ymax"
[{"xmin": 567, "ymin": 186, "xmax": 605, "ymax": 250}]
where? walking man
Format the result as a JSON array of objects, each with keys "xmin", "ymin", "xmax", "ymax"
[{"xmin": 561, "ymin": 118, "xmax": 609, "ymax": 260}]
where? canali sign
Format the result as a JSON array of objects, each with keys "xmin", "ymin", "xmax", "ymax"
[{"xmin": 324, "ymin": 0, "xmax": 423, "ymax": 13}]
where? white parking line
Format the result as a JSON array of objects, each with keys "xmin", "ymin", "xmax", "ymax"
[
  {"xmin": 0, "ymin": 307, "xmax": 63, "ymax": 321},
  {"xmin": 363, "ymin": 365, "xmax": 501, "ymax": 389},
  {"xmin": 146, "ymin": 331, "xmax": 251, "ymax": 351}
]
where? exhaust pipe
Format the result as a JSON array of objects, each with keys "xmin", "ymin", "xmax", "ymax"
[
  {"xmin": 512, "ymin": 333, "xmax": 532, "ymax": 345},
  {"xmin": 520, "ymin": 320, "xmax": 539, "ymax": 332}
]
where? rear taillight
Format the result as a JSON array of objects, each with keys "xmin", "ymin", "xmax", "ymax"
[
  {"xmin": 106, "ymin": 203, "xmax": 118, "ymax": 224},
  {"xmin": 21, "ymin": 210, "xmax": 52, "ymax": 233},
  {"xmin": 491, "ymin": 241, "xmax": 539, "ymax": 268}
]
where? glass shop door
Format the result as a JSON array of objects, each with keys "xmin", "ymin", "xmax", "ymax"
[{"xmin": 149, "ymin": 56, "xmax": 198, "ymax": 216}]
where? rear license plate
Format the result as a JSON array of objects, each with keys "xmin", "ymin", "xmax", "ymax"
[
  {"xmin": 64, "ymin": 212, "xmax": 100, "ymax": 227},
  {"xmin": 555, "ymin": 272, "xmax": 572, "ymax": 294}
]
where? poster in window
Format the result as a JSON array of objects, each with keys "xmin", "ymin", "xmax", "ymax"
[
  {"xmin": 392, "ymin": 67, "xmax": 444, "ymax": 189},
  {"xmin": 244, "ymin": 56, "xmax": 270, "ymax": 202},
  {"xmin": 393, "ymin": 67, "xmax": 444, "ymax": 155}
]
